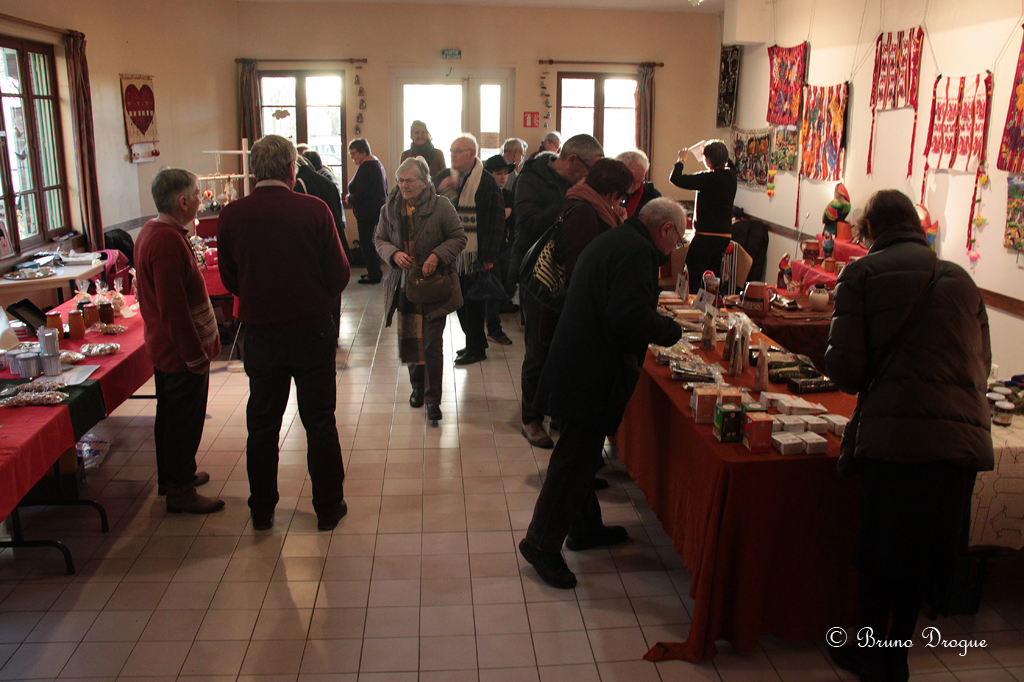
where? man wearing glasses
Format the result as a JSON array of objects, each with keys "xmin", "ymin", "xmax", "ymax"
[
  {"xmin": 510, "ymin": 134, "xmax": 604, "ymax": 448},
  {"xmin": 519, "ymin": 198, "xmax": 685, "ymax": 589}
]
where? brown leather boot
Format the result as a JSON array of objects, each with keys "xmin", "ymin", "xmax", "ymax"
[{"xmin": 166, "ymin": 484, "xmax": 226, "ymax": 514}]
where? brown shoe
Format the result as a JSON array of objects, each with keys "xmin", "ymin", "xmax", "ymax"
[
  {"xmin": 158, "ymin": 471, "xmax": 211, "ymax": 496},
  {"xmin": 166, "ymin": 484, "xmax": 225, "ymax": 515},
  {"xmin": 521, "ymin": 422, "xmax": 554, "ymax": 449}
]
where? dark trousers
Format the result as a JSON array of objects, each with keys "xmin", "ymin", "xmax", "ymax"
[
  {"xmin": 525, "ymin": 421, "xmax": 607, "ymax": 552},
  {"xmin": 331, "ymin": 295, "xmax": 341, "ymax": 338},
  {"xmin": 457, "ymin": 274, "xmax": 487, "ymax": 355},
  {"xmin": 408, "ymin": 315, "xmax": 447, "ymax": 405},
  {"xmin": 357, "ymin": 216, "xmax": 382, "ymax": 281},
  {"xmin": 153, "ymin": 368, "xmax": 208, "ymax": 488},
  {"xmin": 520, "ymin": 293, "xmax": 548, "ymax": 425},
  {"xmin": 244, "ymin": 322, "xmax": 345, "ymax": 519},
  {"xmin": 486, "ymin": 248, "xmax": 511, "ymax": 336}
]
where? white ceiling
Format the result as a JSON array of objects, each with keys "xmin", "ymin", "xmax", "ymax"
[{"xmin": 237, "ymin": 0, "xmax": 724, "ymax": 13}]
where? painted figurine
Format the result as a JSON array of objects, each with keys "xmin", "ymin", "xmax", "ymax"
[
  {"xmin": 822, "ymin": 183, "xmax": 851, "ymax": 237},
  {"xmin": 917, "ymin": 204, "xmax": 939, "ymax": 251},
  {"xmin": 778, "ymin": 252, "xmax": 792, "ymax": 288},
  {"xmin": 822, "ymin": 231, "xmax": 835, "ymax": 259}
]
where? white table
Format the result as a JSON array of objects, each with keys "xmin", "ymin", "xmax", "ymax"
[
  {"xmin": 0, "ymin": 262, "xmax": 105, "ymax": 302},
  {"xmin": 971, "ymin": 418, "xmax": 1024, "ymax": 549}
]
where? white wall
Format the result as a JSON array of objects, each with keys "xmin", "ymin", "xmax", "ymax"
[{"xmin": 728, "ymin": 0, "xmax": 1024, "ymax": 376}]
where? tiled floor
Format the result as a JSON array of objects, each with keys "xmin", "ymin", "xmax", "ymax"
[{"xmin": 3, "ymin": 271, "xmax": 1024, "ymax": 682}]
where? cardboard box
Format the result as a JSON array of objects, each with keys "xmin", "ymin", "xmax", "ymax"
[
  {"xmin": 777, "ymin": 415, "xmax": 807, "ymax": 432},
  {"xmin": 742, "ymin": 401, "xmax": 766, "ymax": 413},
  {"xmin": 713, "ymin": 403, "xmax": 742, "ymax": 442},
  {"xmin": 718, "ymin": 387, "xmax": 743, "ymax": 405},
  {"xmin": 771, "ymin": 416, "xmax": 783, "ymax": 432},
  {"xmin": 823, "ymin": 414, "xmax": 849, "ymax": 436},
  {"xmin": 798, "ymin": 432, "xmax": 829, "ymax": 454},
  {"xmin": 692, "ymin": 386, "xmax": 718, "ymax": 424},
  {"xmin": 772, "ymin": 433, "xmax": 804, "ymax": 455},
  {"xmin": 800, "ymin": 416, "xmax": 828, "ymax": 434},
  {"xmin": 743, "ymin": 412, "xmax": 774, "ymax": 452}
]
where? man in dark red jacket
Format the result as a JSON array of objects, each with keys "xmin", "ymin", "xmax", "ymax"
[
  {"xmin": 135, "ymin": 168, "xmax": 224, "ymax": 515},
  {"xmin": 217, "ymin": 135, "xmax": 351, "ymax": 532}
]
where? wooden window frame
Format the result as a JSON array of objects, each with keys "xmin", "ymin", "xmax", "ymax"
[
  {"xmin": 0, "ymin": 36, "xmax": 71, "ymax": 258},
  {"xmin": 258, "ymin": 69, "xmax": 348, "ymax": 187},
  {"xmin": 555, "ymin": 71, "xmax": 637, "ymax": 150}
]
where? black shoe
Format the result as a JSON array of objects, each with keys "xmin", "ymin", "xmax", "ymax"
[
  {"xmin": 519, "ymin": 538, "xmax": 577, "ymax": 589},
  {"xmin": 317, "ymin": 500, "xmax": 348, "ymax": 531},
  {"xmin": 593, "ymin": 477, "xmax": 610, "ymax": 491},
  {"xmin": 487, "ymin": 331, "xmax": 512, "ymax": 345},
  {"xmin": 158, "ymin": 472, "xmax": 211, "ymax": 496},
  {"xmin": 426, "ymin": 404, "xmax": 442, "ymax": 421},
  {"xmin": 549, "ymin": 417, "xmax": 562, "ymax": 432},
  {"xmin": 454, "ymin": 352, "xmax": 486, "ymax": 366},
  {"xmin": 251, "ymin": 512, "xmax": 274, "ymax": 531},
  {"xmin": 357, "ymin": 275, "xmax": 381, "ymax": 284},
  {"xmin": 455, "ymin": 347, "xmax": 468, "ymax": 357},
  {"xmin": 565, "ymin": 525, "xmax": 629, "ymax": 551},
  {"xmin": 409, "ymin": 388, "xmax": 424, "ymax": 408},
  {"xmin": 500, "ymin": 302, "xmax": 520, "ymax": 314}
]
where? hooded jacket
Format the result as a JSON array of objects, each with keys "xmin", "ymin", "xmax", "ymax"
[{"xmin": 509, "ymin": 153, "xmax": 571, "ymax": 285}]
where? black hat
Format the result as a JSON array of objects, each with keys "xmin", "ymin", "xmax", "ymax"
[{"xmin": 484, "ymin": 154, "xmax": 515, "ymax": 173}]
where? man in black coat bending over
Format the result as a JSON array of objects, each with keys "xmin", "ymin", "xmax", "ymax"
[{"xmin": 519, "ymin": 198, "xmax": 685, "ymax": 589}]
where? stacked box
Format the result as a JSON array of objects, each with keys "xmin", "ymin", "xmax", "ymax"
[
  {"xmin": 800, "ymin": 416, "xmax": 828, "ymax": 434},
  {"xmin": 823, "ymin": 414, "xmax": 849, "ymax": 436},
  {"xmin": 741, "ymin": 401, "xmax": 766, "ymax": 413},
  {"xmin": 743, "ymin": 412, "xmax": 774, "ymax": 452},
  {"xmin": 772, "ymin": 433, "xmax": 804, "ymax": 455},
  {"xmin": 719, "ymin": 387, "xmax": 743, "ymax": 405},
  {"xmin": 691, "ymin": 386, "xmax": 718, "ymax": 424},
  {"xmin": 777, "ymin": 415, "xmax": 807, "ymax": 432},
  {"xmin": 713, "ymin": 403, "xmax": 742, "ymax": 442},
  {"xmin": 771, "ymin": 416, "xmax": 783, "ymax": 432},
  {"xmin": 798, "ymin": 432, "xmax": 829, "ymax": 454}
]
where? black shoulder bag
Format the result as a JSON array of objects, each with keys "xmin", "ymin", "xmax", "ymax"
[
  {"xmin": 837, "ymin": 257, "xmax": 942, "ymax": 476},
  {"xmin": 518, "ymin": 202, "xmax": 583, "ymax": 313}
]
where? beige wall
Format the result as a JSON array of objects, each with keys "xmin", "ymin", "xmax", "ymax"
[{"xmin": 0, "ymin": 0, "xmax": 720, "ymax": 235}]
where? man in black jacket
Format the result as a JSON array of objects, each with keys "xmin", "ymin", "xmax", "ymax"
[
  {"xmin": 512, "ymin": 134, "xmax": 604, "ymax": 448},
  {"xmin": 434, "ymin": 134, "xmax": 505, "ymax": 366},
  {"xmin": 519, "ymin": 198, "xmax": 685, "ymax": 589}
]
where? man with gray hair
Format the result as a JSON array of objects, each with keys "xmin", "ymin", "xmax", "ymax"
[
  {"xmin": 512, "ymin": 133, "xmax": 603, "ymax": 448},
  {"xmin": 217, "ymin": 134, "xmax": 351, "ymax": 532},
  {"xmin": 528, "ymin": 131, "xmax": 562, "ymax": 160},
  {"xmin": 617, "ymin": 149, "xmax": 662, "ymax": 217},
  {"xmin": 519, "ymin": 198, "xmax": 685, "ymax": 589},
  {"xmin": 502, "ymin": 137, "xmax": 528, "ymax": 186},
  {"xmin": 135, "ymin": 168, "xmax": 224, "ymax": 514}
]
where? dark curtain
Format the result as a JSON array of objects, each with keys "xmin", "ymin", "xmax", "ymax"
[
  {"xmin": 635, "ymin": 62, "xmax": 656, "ymax": 176},
  {"xmin": 63, "ymin": 31, "xmax": 104, "ymax": 251},
  {"xmin": 239, "ymin": 59, "xmax": 262, "ymax": 146}
]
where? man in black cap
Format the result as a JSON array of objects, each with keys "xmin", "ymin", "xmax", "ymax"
[{"xmin": 483, "ymin": 154, "xmax": 518, "ymax": 345}]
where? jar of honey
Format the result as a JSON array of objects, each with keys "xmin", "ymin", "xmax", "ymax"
[
  {"xmin": 45, "ymin": 311, "xmax": 64, "ymax": 340},
  {"xmin": 67, "ymin": 310, "xmax": 86, "ymax": 340}
]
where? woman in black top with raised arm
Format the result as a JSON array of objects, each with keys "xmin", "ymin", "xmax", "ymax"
[{"xmin": 669, "ymin": 140, "xmax": 737, "ymax": 293}]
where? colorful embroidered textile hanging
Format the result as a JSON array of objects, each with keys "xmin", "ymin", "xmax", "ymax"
[
  {"xmin": 772, "ymin": 125, "xmax": 800, "ymax": 172},
  {"xmin": 867, "ymin": 27, "xmax": 924, "ymax": 176},
  {"xmin": 717, "ymin": 46, "xmax": 741, "ymax": 128},
  {"xmin": 767, "ymin": 42, "xmax": 809, "ymax": 125},
  {"xmin": 997, "ymin": 26, "xmax": 1024, "ymax": 172},
  {"xmin": 799, "ymin": 83, "xmax": 848, "ymax": 182},
  {"xmin": 921, "ymin": 72, "xmax": 993, "ymax": 250},
  {"xmin": 1007, "ymin": 176, "xmax": 1024, "ymax": 251},
  {"xmin": 732, "ymin": 127, "xmax": 772, "ymax": 190}
]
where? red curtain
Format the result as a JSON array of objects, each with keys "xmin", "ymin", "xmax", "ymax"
[
  {"xmin": 63, "ymin": 31, "xmax": 104, "ymax": 251},
  {"xmin": 635, "ymin": 62, "xmax": 656, "ymax": 175},
  {"xmin": 239, "ymin": 59, "xmax": 262, "ymax": 146}
]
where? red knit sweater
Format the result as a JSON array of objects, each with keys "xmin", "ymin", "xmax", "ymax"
[
  {"xmin": 216, "ymin": 185, "xmax": 350, "ymax": 328},
  {"xmin": 134, "ymin": 219, "xmax": 221, "ymax": 373}
]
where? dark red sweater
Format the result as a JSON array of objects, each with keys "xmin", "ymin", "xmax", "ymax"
[
  {"xmin": 217, "ymin": 185, "xmax": 350, "ymax": 328},
  {"xmin": 134, "ymin": 219, "xmax": 221, "ymax": 373}
]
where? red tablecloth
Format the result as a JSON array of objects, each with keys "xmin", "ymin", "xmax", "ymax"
[
  {"xmin": 790, "ymin": 259, "xmax": 838, "ymax": 289},
  {"xmin": 0, "ymin": 296, "xmax": 153, "ymax": 520},
  {"xmin": 617, "ymin": 347, "xmax": 861, "ymax": 663},
  {"xmin": 814, "ymin": 235, "xmax": 868, "ymax": 263}
]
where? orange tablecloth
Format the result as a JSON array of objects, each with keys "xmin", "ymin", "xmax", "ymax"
[
  {"xmin": 618, "ymin": 348, "xmax": 861, "ymax": 662},
  {"xmin": 0, "ymin": 296, "xmax": 153, "ymax": 520}
]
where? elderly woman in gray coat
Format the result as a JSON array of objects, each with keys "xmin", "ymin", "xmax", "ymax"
[{"xmin": 375, "ymin": 156, "xmax": 467, "ymax": 422}]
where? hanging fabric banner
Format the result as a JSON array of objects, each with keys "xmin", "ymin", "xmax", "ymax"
[
  {"xmin": 732, "ymin": 127, "xmax": 772, "ymax": 190},
  {"xmin": 799, "ymin": 83, "xmax": 848, "ymax": 182},
  {"xmin": 921, "ymin": 72, "xmax": 993, "ymax": 250},
  {"xmin": 866, "ymin": 26, "xmax": 924, "ymax": 176},
  {"xmin": 717, "ymin": 45, "xmax": 741, "ymax": 128},
  {"xmin": 997, "ymin": 26, "xmax": 1024, "ymax": 172},
  {"xmin": 120, "ymin": 75, "xmax": 158, "ymax": 146},
  {"xmin": 772, "ymin": 125, "xmax": 800, "ymax": 172},
  {"xmin": 1006, "ymin": 176, "xmax": 1024, "ymax": 251},
  {"xmin": 767, "ymin": 42, "xmax": 809, "ymax": 125}
]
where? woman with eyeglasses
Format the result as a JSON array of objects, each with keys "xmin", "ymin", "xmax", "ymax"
[
  {"xmin": 400, "ymin": 120, "xmax": 447, "ymax": 179},
  {"xmin": 374, "ymin": 156, "xmax": 466, "ymax": 423}
]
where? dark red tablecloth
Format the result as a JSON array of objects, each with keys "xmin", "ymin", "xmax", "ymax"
[
  {"xmin": 756, "ymin": 295, "xmax": 833, "ymax": 371},
  {"xmin": 0, "ymin": 296, "xmax": 153, "ymax": 520},
  {"xmin": 617, "ymin": 347, "xmax": 861, "ymax": 663}
]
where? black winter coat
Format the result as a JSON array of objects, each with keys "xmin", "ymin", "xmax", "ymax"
[
  {"xmin": 825, "ymin": 230, "xmax": 993, "ymax": 471},
  {"xmin": 510, "ymin": 154, "xmax": 570, "ymax": 284},
  {"xmin": 534, "ymin": 217, "xmax": 682, "ymax": 434}
]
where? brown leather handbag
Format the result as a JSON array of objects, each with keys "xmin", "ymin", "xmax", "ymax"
[{"xmin": 404, "ymin": 266, "xmax": 451, "ymax": 305}]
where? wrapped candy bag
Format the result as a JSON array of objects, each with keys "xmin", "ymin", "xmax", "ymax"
[
  {"xmin": 110, "ymin": 277, "xmax": 126, "ymax": 315},
  {"xmin": 73, "ymin": 279, "xmax": 92, "ymax": 307}
]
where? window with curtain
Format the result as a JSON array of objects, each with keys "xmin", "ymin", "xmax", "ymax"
[
  {"xmin": 556, "ymin": 72, "xmax": 637, "ymax": 159},
  {"xmin": 259, "ymin": 71, "xmax": 346, "ymax": 186},
  {"xmin": 0, "ymin": 36, "xmax": 70, "ymax": 259}
]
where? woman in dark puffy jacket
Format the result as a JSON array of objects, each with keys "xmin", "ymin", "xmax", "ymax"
[{"xmin": 824, "ymin": 189, "xmax": 993, "ymax": 682}]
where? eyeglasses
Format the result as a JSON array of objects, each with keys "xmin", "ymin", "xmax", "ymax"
[
  {"xmin": 450, "ymin": 148, "xmax": 474, "ymax": 156},
  {"xmin": 397, "ymin": 177, "xmax": 421, "ymax": 186}
]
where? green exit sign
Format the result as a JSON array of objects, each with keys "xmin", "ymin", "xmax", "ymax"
[{"xmin": 441, "ymin": 49, "xmax": 462, "ymax": 60}]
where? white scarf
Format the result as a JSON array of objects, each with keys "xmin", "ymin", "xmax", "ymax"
[{"xmin": 442, "ymin": 159, "xmax": 483, "ymax": 274}]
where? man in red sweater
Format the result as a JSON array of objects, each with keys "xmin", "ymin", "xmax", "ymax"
[
  {"xmin": 217, "ymin": 135, "xmax": 351, "ymax": 532},
  {"xmin": 134, "ymin": 168, "xmax": 224, "ymax": 514}
]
